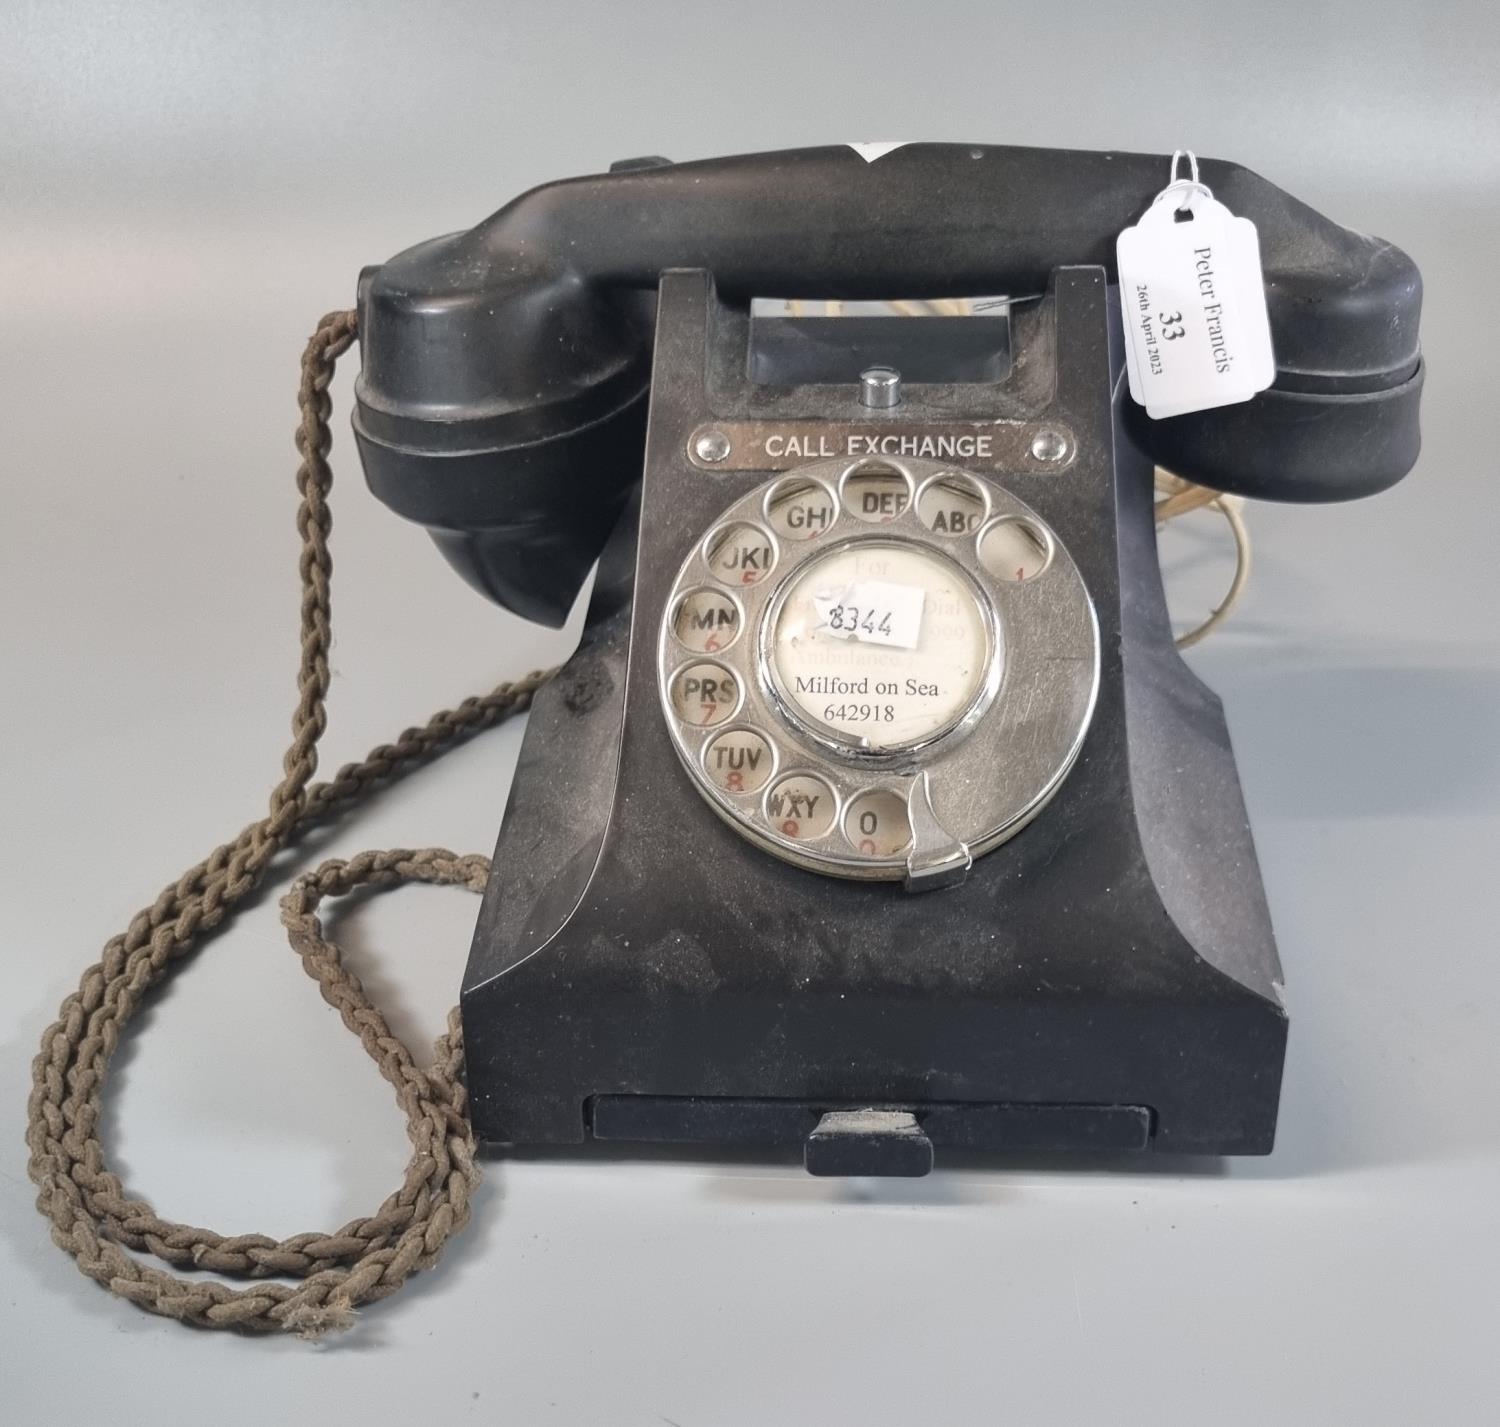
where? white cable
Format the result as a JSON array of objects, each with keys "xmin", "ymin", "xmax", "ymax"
[{"xmin": 1154, "ymin": 468, "xmax": 1252, "ymax": 648}]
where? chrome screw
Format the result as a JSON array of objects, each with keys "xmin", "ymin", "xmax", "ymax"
[
  {"xmin": 694, "ymin": 430, "xmax": 732, "ymax": 463},
  {"xmin": 1030, "ymin": 428, "xmax": 1069, "ymax": 462}
]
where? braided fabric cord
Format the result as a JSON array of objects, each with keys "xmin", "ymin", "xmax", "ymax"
[{"xmin": 26, "ymin": 310, "xmax": 552, "ymax": 1335}]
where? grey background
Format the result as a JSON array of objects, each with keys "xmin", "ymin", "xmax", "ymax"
[{"xmin": 3, "ymin": 2, "xmax": 1497, "ymax": 1421}]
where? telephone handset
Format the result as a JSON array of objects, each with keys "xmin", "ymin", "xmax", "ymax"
[
  {"xmin": 348, "ymin": 144, "xmax": 1421, "ymax": 1171},
  {"xmin": 354, "ymin": 144, "xmax": 1422, "ymax": 624}
]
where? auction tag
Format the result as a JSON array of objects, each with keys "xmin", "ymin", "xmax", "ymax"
[
  {"xmin": 814, "ymin": 580, "xmax": 925, "ymax": 649},
  {"xmin": 1116, "ymin": 157, "xmax": 1275, "ymax": 419}
]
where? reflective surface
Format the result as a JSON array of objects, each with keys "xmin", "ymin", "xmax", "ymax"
[
  {"xmin": 768, "ymin": 540, "xmax": 990, "ymax": 749},
  {"xmin": 657, "ymin": 458, "xmax": 1098, "ymax": 882}
]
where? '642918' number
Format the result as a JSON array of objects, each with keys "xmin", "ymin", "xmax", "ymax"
[{"xmin": 823, "ymin": 703, "xmax": 894, "ymax": 723}]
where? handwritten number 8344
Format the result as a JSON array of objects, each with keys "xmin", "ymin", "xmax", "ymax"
[{"xmin": 827, "ymin": 604, "xmax": 894, "ymax": 638}]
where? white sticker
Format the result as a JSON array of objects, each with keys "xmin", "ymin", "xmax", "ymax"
[
  {"xmin": 847, "ymin": 142, "xmax": 912, "ymax": 164},
  {"xmin": 1116, "ymin": 186, "xmax": 1275, "ymax": 419},
  {"xmin": 813, "ymin": 580, "xmax": 925, "ymax": 650}
]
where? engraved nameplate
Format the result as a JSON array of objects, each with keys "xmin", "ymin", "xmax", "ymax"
[{"xmin": 686, "ymin": 421, "xmax": 1074, "ymax": 473}]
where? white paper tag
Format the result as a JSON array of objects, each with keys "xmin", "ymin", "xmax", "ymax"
[
  {"xmin": 1116, "ymin": 186, "xmax": 1275, "ymax": 419},
  {"xmin": 814, "ymin": 580, "xmax": 925, "ymax": 649}
]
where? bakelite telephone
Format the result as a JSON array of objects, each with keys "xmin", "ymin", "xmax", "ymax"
[
  {"xmin": 352, "ymin": 145, "xmax": 1421, "ymax": 1171},
  {"xmin": 30, "ymin": 144, "xmax": 1428, "ymax": 1333}
]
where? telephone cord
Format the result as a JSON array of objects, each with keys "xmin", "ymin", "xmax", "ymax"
[{"xmin": 26, "ymin": 310, "xmax": 552, "ymax": 1334}]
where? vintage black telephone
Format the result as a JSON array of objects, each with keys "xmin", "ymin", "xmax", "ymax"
[
  {"xmin": 28, "ymin": 140, "xmax": 1426, "ymax": 1334},
  {"xmin": 351, "ymin": 144, "xmax": 1422, "ymax": 1173}
]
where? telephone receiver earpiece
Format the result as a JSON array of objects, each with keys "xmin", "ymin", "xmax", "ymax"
[{"xmin": 352, "ymin": 144, "xmax": 1423, "ymax": 625}]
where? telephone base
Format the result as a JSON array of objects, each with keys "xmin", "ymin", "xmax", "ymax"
[{"xmin": 460, "ymin": 269, "xmax": 1287, "ymax": 1171}]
